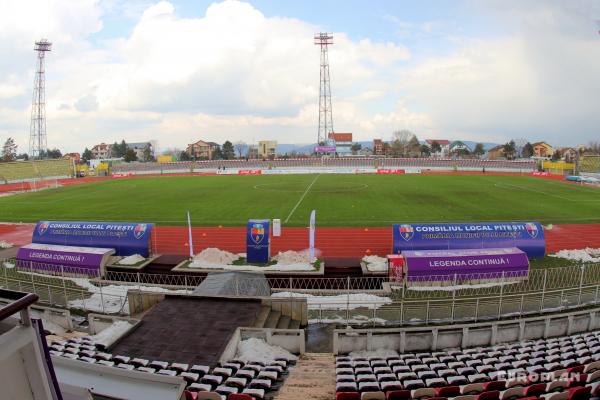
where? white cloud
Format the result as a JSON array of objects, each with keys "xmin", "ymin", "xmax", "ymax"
[{"xmin": 1, "ymin": 0, "xmax": 599, "ymax": 153}]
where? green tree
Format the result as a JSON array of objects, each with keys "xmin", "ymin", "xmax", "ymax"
[
  {"xmin": 142, "ymin": 145, "xmax": 155, "ymax": 162},
  {"xmin": 351, "ymin": 143, "xmax": 362, "ymax": 155},
  {"xmin": 212, "ymin": 146, "xmax": 223, "ymax": 160},
  {"xmin": 16, "ymin": 153, "xmax": 29, "ymax": 161},
  {"xmin": 82, "ymin": 148, "xmax": 92, "ymax": 162},
  {"xmin": 407, "ymin": 136, "xmax": 421, "ymax": 157},
  {"xmin": 430, "ymin": 141, "xmax": 442, "ymax": 154},
  {"xmin": 473, "ymin": 143, "xmax": 485, "ymax": 158},
  {"xmin": 551, "ymin": 149, "xmax": 562, "ymax": 162},
  {"xmin": 179, "ymin": 151, "xmax": 191, "ymax": 161},
  {"xmin": 420, "ymin": 144, "xmax": 431, "ymax": 157},
  {"xmin": 503, "ymin": 140, "xmax": 516, "ymax": 160},
  {"xmin": 522, "ymin": 142, "xmax": 534, "ymax": 158},
  {"xmin": 1, "ymin": 137, "xmax": 17, "ymax": 162},
  {"xmin": 222, "ymin": 141, "xmax": 235, "ymax": 160},
  {"xmin": 124, "ymin": 148, "xmax": 138, "ymax": 162}
]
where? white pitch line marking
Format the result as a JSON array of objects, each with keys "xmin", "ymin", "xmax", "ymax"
[{"xmin": 284, "ymin": 174, "xmax": 320, "ymax": 223}]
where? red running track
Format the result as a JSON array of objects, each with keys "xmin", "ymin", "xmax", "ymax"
[{"xmin": 2, "ymin": 223, "xmax": 596, "ymax": 257}]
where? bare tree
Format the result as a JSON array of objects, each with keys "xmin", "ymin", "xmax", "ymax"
[
  {"xmin": 161, "ymin": 147, "xmax": 181, "ymax": 156},
  {"xmin": 234, "ymin": 141, "xmax": 248, "ymax": 158},
  {"xmin": 588, "ymin": 141, "xmax": 600, "ymax": 155},
  {"xmin": 513, "ymin": 138, "xmax": 527, "ymax": 158},
  {"xmin": 391, "ymin": 130, "xmax": 416, "ymax": 157}
]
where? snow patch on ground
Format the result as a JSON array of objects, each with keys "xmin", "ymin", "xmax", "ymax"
[
  {"xmin": 348, "ymin": 348, "xmax": 399, "ymax": 358},
  {"xmin": 272, "ymin": 292, "xmax": 392, "ymax": 310},
  {"xmin": 3, "ymin": 262, "xmax": 15, "ymax": 269},
  {"xmin": 193, "ymin": 248, "xmax": 239, "ymax": 264},
  {"xmin": 309, "ymin": 315, "xmax": 388, "ymax": 325},
  {"xmin": 362, "ymin": 255, "xmax": 387, "ymax": 272},
  {"xmin": 273, "ymin": 249, "xmax": 316, "ymax": 264},
  {"xmin": 403, "ymin": 280, "xmax": 519, "ymax": 291},
  {"xmin": 117, "ymin": 254, "xmax": 146, "ymax": 265},
  {"xmin": 59, "ymin": 276, "xmax": 189, "ymax": 314},
  {"xmin": 550, "ymin": 248, "xmax": 600, "ymax": 263},
  {"xmin": 89, "ymin": 320, "xmax": 134, "ymax": 347},
  {"xmin": 0, "ymin": 240, "xmax": 13, "ymax": 249},
  {"xmin": 188, "ymin": 248, "xmax": 317, "ymax": 271},
  {"xmin": 235, "ymin": 338, "xmax": 298, "ymax": 364}
]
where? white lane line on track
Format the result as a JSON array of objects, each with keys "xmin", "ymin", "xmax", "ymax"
[{"xmin": 284, "ymin": 174, "xmax": 320, "ymax": 224}]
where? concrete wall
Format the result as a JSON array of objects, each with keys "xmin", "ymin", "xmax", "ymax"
[
  {"xmin": 127, "ymin": 290, "xmax": 166, "ymax": 315},
  {"xmin": 262, "ymin": 297, "xmax": 308, "ymax": 325},
  {"xmin": 219, "ymin": 327, "xmax": 305, "ymax": 364},
  {"xmin": 334, "ymin": 307, "xmax": 600, "ymax": 354}
]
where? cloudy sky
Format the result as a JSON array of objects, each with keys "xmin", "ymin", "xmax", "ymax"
[{"xmin": 1, "ymin": 0, "xmax": 600, "ymax": 154}]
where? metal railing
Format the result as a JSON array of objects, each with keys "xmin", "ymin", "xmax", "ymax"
[{"xmin": 1, "ymin": 258, "xmax": 599, "ymax": 322}]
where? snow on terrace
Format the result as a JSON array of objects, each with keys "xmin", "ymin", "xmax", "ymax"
[
  {"xmin": 550, "ymin": 248, "xmax": 600, "ymax": 263},
  {"xmin": 89, "ymin": 320, "xmax": 134, "ymax": 347},
  {"xmin": 0, "ymin": 240, "xmax": 13, "ymax": 249},
  {"xmin": 188, "ymin": 248, "xmax": 318, "ymax": 272},
  {"xmin": 235, "ymin": 338, "xmax": 298, "ymax": 364},
  {"xmin": 362, "ymin": 255, "xmax": 387, "ymax": 272},
  {"xmin": 65, "ymin": 277, "xmax": 189, "ymax": 314},
  {"xmin": 116, "ymin": 254, "xmax": 145, "ymax": 265},
  {"xmin": 272, "ymin": 292, "xmax": 392, "ymax": 310}
]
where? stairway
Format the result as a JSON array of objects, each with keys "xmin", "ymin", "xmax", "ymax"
[
  {"xmin": 274, "ymin": 353, "xmax": 335, "ymax": 400},
  {"xmin": 253, "ymin": 306, "xmax": 302, "ymax": 329}
]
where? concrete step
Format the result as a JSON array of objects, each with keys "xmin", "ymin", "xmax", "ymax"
[
  {"xmin": 288, "ymin": 319, "xmax": 301, "ymax": 330},
  {"xmin": 253, "ymin": 306, "xmax": 271, "ymax": 328},
  {"xmin": 264, "ymin": 310, "xmax": 281, "ymax": 329},
  {"xmin": 274, "ymin": 353, "xmax": 335, "ymax": 400},
  {"xmin": 276, "ymin": 315, "xmax": 291, "ymax": 329}
]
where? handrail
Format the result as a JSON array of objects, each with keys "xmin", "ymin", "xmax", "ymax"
[{"xmin": 0, "ymin": 289, "xmax": 39, "ymax": 321}]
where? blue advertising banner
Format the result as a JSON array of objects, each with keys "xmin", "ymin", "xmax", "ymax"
[
  {"xmin": 32, "ymin": 221, "xmax": 154, "ymax": 257},
  {"xmin": 247, "ymin": 219, "xmax": 270, "ymax": 263},
  {"xmin": 392, "ymin": 222, "xmax": 545, "ymax": 258}
]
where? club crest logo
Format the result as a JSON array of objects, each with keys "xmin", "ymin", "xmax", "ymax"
[
  {"xmin": 250, "ymin": 223, "xmax": 265, "ymax": 244},
  {"xmin": 399, "ymin": 224, "xmax": 414, "ymax": 241},
  {"xmin": 134, "ymin": 224, "xmax": 148, "ymax": 239},
  {"xmin": 525, "ymin": 223, "xmax": 539, "ymax": 239},
  {"xmin": 37, "ymin": 221, "xmax": 50, "ymax": 236}
]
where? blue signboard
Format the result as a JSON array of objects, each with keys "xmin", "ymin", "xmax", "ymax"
[
  {"xmin": 32, "ymin": 221, "xmax": 154, "ymax": 257},
  {"xmin": 247, "ymin": 219, "xmax": 270, "ymax": 263},
  {"xmin": 392, "ymin": 222, "xmax": 545, "ymax": 258}
]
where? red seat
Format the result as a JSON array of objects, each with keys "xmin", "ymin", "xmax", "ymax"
[
  {"xmin": 476, "ymin": 391, "xmax": 500, "ymax": 400},
  {"xmin": 483, "ymin": 381, "xmax": 506, "ymax": 391},
  {"xmin": 567, "ymin": 373, "xmax": 587, "ymax": 388},
  {"xmin": 228, "ymin": 395, "xmax": 254, "ymax": 400},
  {"xmin": 435, "ymin": 386, "xmax": 460, "ymax": 397},
  {"xmin": 386, "ymin": 390, "xmax": 410, "ymax": 400},
  {"xmin": 567, "ymin": 366, "xmax": 584, "ymax": 375},
  {"xmin": 524, "ymin": 383, "xmax": 547, "ymax": 397},
  {"xmin": 336, "ymin": 392, "xmax": 361, "ymax": 400},
  {"xmin": 185, "ymin": 391, "xmax": 198, "ymax": 400},
  {"xmin": 567, "ymin": 386, "xmax": 592, "ymax": 400}
]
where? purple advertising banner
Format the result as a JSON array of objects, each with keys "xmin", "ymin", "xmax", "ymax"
[
  {"xmin": 315, "ymin": 145, "xmax": 336, "ymax": 153},
  {"xmin": 16, "ymin": 243, "xmax": 115, "ymax": 272},
  {"xmin": 32, "ymin": 221, "xmax": 153, "ymax": 257},
  {"xmin": 403, "ymin": 247, "xmax": 529, "ymax": 281},
  {"xmin": 393, "ymin": 222, "xmax": 545, "ymax": 258}
]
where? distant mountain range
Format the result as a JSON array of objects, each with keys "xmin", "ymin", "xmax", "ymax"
[{"xmin": 276, "ymin": 140, "xmax": 501, "ymax": 154}]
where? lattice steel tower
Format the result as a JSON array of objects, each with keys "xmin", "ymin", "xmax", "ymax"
[
  {"xmin": 29, "ymin": 39, "xmax": 52, "ymax": 159},
  {"xmin": 314, "ymin": 33, "xmax": 334, "ymax": 145}
]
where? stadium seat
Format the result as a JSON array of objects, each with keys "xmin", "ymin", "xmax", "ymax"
[
  {"xmin": 228, "ymin": 394, "xmax": 254, "ymax": 400},
  {"xmin": 336, "ymin": 393, "xmax": 361, "ymax": 400},
  {"xmin": 195, "ymin": 393, "xmax": 222, "ymax": 400},
  {"xmin": 361, "ymin": 392, "xmax": 385, "ymax": 400},
  {"xmin": 385, "ymin": 390, "xmax": 410, "ymax": 400},
  {"xmin": 184, "ymin": 390, "xmax": 198, "ymax": 400},
  {"xmin": 567, "ymin": 386, "xmax": 592, "ymax": 400}
]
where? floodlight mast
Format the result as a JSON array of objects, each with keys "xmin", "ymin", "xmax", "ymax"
[
  {"xmin": 314, "ymin": 33, "xmax": 334, "ymax": 147},
  {"xmin": 29, "ymin": 39, "xmax": 52, "ymax": 159}
]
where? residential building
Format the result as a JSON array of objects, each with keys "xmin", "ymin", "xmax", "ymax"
[
  {"xmin": 90, "ymin": 143, "xmax": 112, "ymax": 159},
  {"xmin": 559, "ymin": 147, "xmax": 578, "ymax": 163},
  {"xmin": 63, "ymin": 152, "xmax": 81, "ymax": 163},
  {"xmin": 127, "ymin": 142, "xmax": 154, "ymax": 161},
  {"xmin": 258, "ymin": 140, "xmax": 277, "ymax": 158},
  {"xmin": 186, "ymin": 140, "xmax": 219, "ymax": 160},
  {"xmin": 425, "ymin": 139, "xmax": 451, "ymax": 157},
  {"xmin": 486, "ymin": 145, "xmax": 506, "ymax": 160},
  {"xmin": 373, "ymin": 139, "xmax": 384, "ymax": 155},
  {"xmin": 532, "ymin": 142, "xmax": 554, "ymax": 158},
  {"xmin": 329, "ymin": 132, "xmax": 353, "ymax": 155},
  {"xmin": 247, "ymin": 145, "xmax": 258, "ymax": 159},
  {"xmin": 449, "ymin": 141, "xmax": 472, "ymax": 156}
]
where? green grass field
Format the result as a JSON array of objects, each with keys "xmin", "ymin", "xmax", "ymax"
[{"xmin": 0, "ymin": 174, "xmax": 599, "ymax": 226}]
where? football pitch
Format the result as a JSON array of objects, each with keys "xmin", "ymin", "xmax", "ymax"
[{"xmin": 0, "ymin": 174, "xmax": 599, "ymax": 226}]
